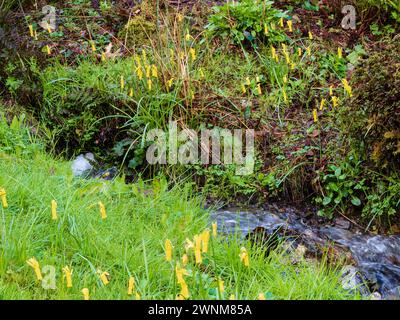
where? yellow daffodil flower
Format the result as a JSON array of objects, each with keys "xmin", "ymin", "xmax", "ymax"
[
  {"xmin": 201, "ymin": 229, "xmax": 210, "ymax": 253},
  {"xmin": 129, "ymin": 88, "xmax": 134, "ymax": 97},
  {"xmin": 229, "ymin": 294, "xmax": 236, "ymax": 300},
  {"xmin": 29, "ymin": 25, "xmax": 34, "ymax": 37},
  {"xmin": 306, "ymin": 46, "xmax": 311, "ymax": 56},
  {"xmin": 98, "ymin": 201, "xmax": 107, "ymax": 219},
  {"xmin": 91, "ymin": 41, "xmax": 96, "ymax": 52},
  {"xmin": 99, "ymin": 271, "xmax": 110, "ymax": 285},
  {"xmin": 167, "ymin": 78, "xmax": 174, "ymax": 90},
  {"xmin": 128, "ymin": 276, "xmax": 135, "ymax": 295},
  {"xmin": 62, "ymin": 266, "xmax": 73, "ymax": 288},
  {"xmin": 212, "ymin": 222, "xmax": 217, "ymax": 237},
  {"xmin": 189, "ymin": 48, "xmax": 196, "ymax": 61},
  {"xmin": 257, "ymin": 83, "xmax": 262, "ymax": 95},
  {"xmin": 258, "ymin": 293, "xmax": 266, "ymax": 300},
  {"xmin": 342, "ymin": 78, "xmax": 353, "ymax": 97},
  {"xmin": 0, "ymin": 188, "xmax": 8, "ymax": 208},
  {"xmin": 82, "ymin": 288, "xmax": 90, "ymax": 300},
  {"xmin": 147, "ymin": 79, "xmax": 152, "ymax": 90},
  {"xmin": 282, "ymin": 88, "xmax": 288, "ymax": 103},
  {"xmin": 135, "ymin": 292, "xmax": 141, "ymax": 300},
  {"xmin": 298, "ymin": 47, "xmax": 302, "ymax": 57},
  {"xmin": 241, "ymin": 84, "xmax": 246, "ymax": 93},
  {"xmin": 264, "ymin": 24, "xmax": 269, "ymax": 35},
  {"xmin": 308, "ymin": 31, "xmax": 313, "ymax": 40},
  {"xmin": 279, "ymin": 18, "xmax": 284, "ymax": 27},
  {"xmin": 239, "ymin": 247, "xmax": 250, "ymax": 267},
  {"xmin": 51, "ymin": 200, "xmax": 57, "ymax": 220},
  {"xmin": 245, "ymin": 77, "xmax": 251, "ymax": 86},
  {"xmin": 146, "ymin": 65, "xmax": 151, "ymax": 78},
  {"xmin": 329, "ymin": 85, "xmax": 333, "ymax": 96},
  {"xmin": 151, "ymin": 65, "xmax": 158, "ymax": 78},
  {"xmin": 338, "ymin": 47, "xmax": 343, "ymax": 59},
  {"xmin": 46, "ymin": 45, "xmax": 51, "ymax": 55},
  {"xmin": 194, "ymin": 235, "xmax": 202, "ymax": 264},
  {"xmin": 180, "ymin": 281, "xmax": 189, "ymax": 299},
  {"xmin": 26, "ymin": 257, "xmax": 43, "ymax": 281},
  {"xmin": 136, "ymin": 67, "xmax": 143, "ymax": 80},
  {"xmin": 287, "ymin": 20, "xmax": 293, "ymax": 32},
  {"xmin": 319, "ymin": 98, "xmax": 326, "ymax": 111},
  {"xmin": 313, "ymin": 109, "xmax": 318, "ymax": 123},
  {"xmin": 332, "ymin": 96, "xmax": 339, "ymax": 108},
  {"xmin": 165, "ymin": 239, "xmax": 173, "ymax": 261}
]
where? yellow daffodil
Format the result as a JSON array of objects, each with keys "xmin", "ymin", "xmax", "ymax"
[
  {"xmin": 51, "ymin": 200, "xmax": 57, "ymax": 220},
  {"xmin": 189, "ymin": 48, "xmax": 196, "ymax": 61},
  {"xmin": 212, "ymin": 221, "xmax": 217, "ymax": 237},
  {"xmin": 135, "ymin": 292, "xmax": 141, "ymax": 300},
  {"xmin": 283, "ymin": 75, "xmax": 287, "ymax": 83},
  {"xmin": 175, "ymin": 266, "xmax": 189, "ymax": 285},
  {"xmin": 135, "ymin": 55, "xmax": 141, "ymax": 68},
  {"xmin": 338, "ymin": 47, "xmax": 343, "ymax": 59},
  {"xmin": 146, "ymin": 65, "xmax": 151, "ymax": 78},
  {"xmin": 194, "ymin": 235, "xmax": 202, "ymax": 264},
  {"xmin": 185, "ymin": 33, "xmax": 193, "ymax": 41},
  {"xmin": 264, "ymin": 23, "xmax": 269, "ymax": 35},
  {"xmin": 229, "ymin": 294, "xmax": 236, "ymax": 300},
  {"xmin": 306, "ymin": 46, "xmax": 311, "ymax": 56},
  {"xmin": 99, "ymin": 271, "xmax": 110, "ymax": 285},
  {"xmin": 199, "ymin": 68, "xmax": 205, "ymax": 79},
  {"xmin": 101, "ymin": 52, "xmax": 106, "ymax": 62},
  {"xmin": 282, "ymin": 88, "xmax": 288, "ymax": 103},
  {"xmin": 29, "ymin": 25, "xmax": 34, "ymax": 37},
  {"xmin": 256, "ymin": 76, "xmax": 260, "ymax": 83},
  {"xmin": 91, "ymin": 41, "xmax": 96, "ymax": 52},
  {"xmin": 180, "ymin": 281, "xmax": 189, "ymax": 299},
  {"xmin": 258, "ymin": 293, "xmax": 266, "ymax": 300},
  {"xmin": 271, "ymin": 46, "xmax": 279, "ymax": 62},
  {"xmin": 47, "ymin": 25, "xmax": 52, "ymax": 34},
  {"xmin": 128, "ymin": 276, "xmax": 135, "ymax": 295},
  {"xmin": 279, "ymin": 18, "xmax": 284, "ymax": 27},
  {"xmin": 201, "ymin": 229, "xmax": 210, "ymax": 253},
  {"xmin": 129, "ymin": 88, "xmax": 133, "ymax": 97},
  {"xmin": 257, "ymin": 83, "xmax": 262, "ymax": 95},
  {"xmin": 298, "ymin": 47, "xmax": 302, "ymax": 57},
  {"xmin": 165, "ymin": 239, "xmax": 173, "ymax": 261},
  {"xmin": 98, "ymin": 201, "xmax": 107, "ymax": 219},
  {"xmin": 136, "ymin": 67, "xmax": 143, "ymax": 80},
  {"xmin": 308, "ymin": 31, "xmax": 313, "ymax": 40},
  {"xmin": 151, "ymin": 65, "xmax": 158, "ymax": 78},
  {"xmin": 0, "ymin": 188, "xmax": 8, "ymax": 208},
  {"xmin": 34, "ymin": 30, "xmax": 38, "ymax": 40},
  {"xmin": 245, "ymin": 77, "xmax": 251, "ymax": 86},
  {"xmin": 239, "ymin": 247, "xmax": 250, "ymax": 267},
  {"xmin": 313, "ymin": 109, "xmax": 318, "ymax": 123},
  {"xmin": 290, "ymin": 62, "xmax": 296, "ymax": 70},
  {"xmin": 26, "ymin": 257, "xmax": 42, "ymax": 281},
  {"xmin": 287, "ymin": 20, "xmax": 293, "ymax": 32},
  {"xmin": 342, "ymin": 78, "xmax": 353, "ymax": 97},
  {"xmin": 332, "ymin": 96, "xmax": 339, "ymax": 108},
  {"xmin": 62, "ymin": 266, "xmax": 73, "ymax": 288},
  {"xmin": 329, "ymin": 85, "xmax": 333, "ymax": 96},
  {"xmin": 142, "ymin": 50, "xmax": 147, "ymax": 64},
  {"xmin": 147, "ymin": 79, "xmax": 152, "ymax": 90},
  {"xmin": 81, "ymin": 288, "xmax": 90, "ymax": 300},
  {"xmin": 167, "ymin": 78, "xmax": 174, "ymax": 90},
  {"xmin": 319, "ymin": 98, "xmax": 326, "ymax": 111},
  {"xmin": 46, "ymin": 45, "xmax": 51, "ymax": 55},
  {"xmin": 177, "ymin": 13, "xmax": 183, "ymax": 23},
  {"xmin": 241, "ymin": 84, "xmax": 246, "ymax": 93}
]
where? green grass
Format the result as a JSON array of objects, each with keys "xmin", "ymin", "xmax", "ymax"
[{"xmin": 0, "ymin": 144, "xmax": 359, "ymax": 299}]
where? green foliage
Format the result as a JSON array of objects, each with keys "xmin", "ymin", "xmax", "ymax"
[
  {"xmin": 206, "ymin": 0, "xmax": 288, "ymax": 46},
  {"xmin": 0, "ymin": 111, "xmax": 41, "ymax": 156},
  {"xmin": 316, "ymin": 157, "xmax": 367, "ymax": 219},
  {"xmin": 346, "ymin": 39, "xmax": 400, "ymax": 170}
]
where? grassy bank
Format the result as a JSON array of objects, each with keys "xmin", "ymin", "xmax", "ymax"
[{"xmin": 0, "ymin": 117, "xmax": 358, "ymax": 299}]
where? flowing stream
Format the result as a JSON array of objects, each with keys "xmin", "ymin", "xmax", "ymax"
[{"xmin": 210, "ymin": 206, "xmax": 400, "ymax": 299}]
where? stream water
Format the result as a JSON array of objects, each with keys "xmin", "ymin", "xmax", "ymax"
[{"xmin": 210, "ymin": 206, "xmax": 400, "ymax": 299}]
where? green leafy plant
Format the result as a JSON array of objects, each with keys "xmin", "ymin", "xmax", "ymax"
[
  {"xmin": 205, "ymin": 0, "xmax": 288, "ymax": 46},
  {"xmin": 316, "ymin": 157, "xmax": 367, "ymax": 218}
]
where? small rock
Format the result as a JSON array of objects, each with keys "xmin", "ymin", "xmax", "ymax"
[
  {"xmin": 71, "ymin": 153, "xmax": 95, "ymax": 177},
  {"xmin": 335, "ymin": 217, "xmax": 351, "ymax": 230},
  {"xmin": 369, "ymin": 292, "xmax": 382, "ymax": 300},
  {"xmin": 340, "ymin": 266, "xmax": 370, "ymax": 296}
]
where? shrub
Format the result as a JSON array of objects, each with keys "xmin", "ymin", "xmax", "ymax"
[
  {"xmin": 346, "ymin": 39, "xmax": 400, "ymax": 171},
  {"xmin": 205, "ymin": 0, "xmax": 288, "ymax": 46}
]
